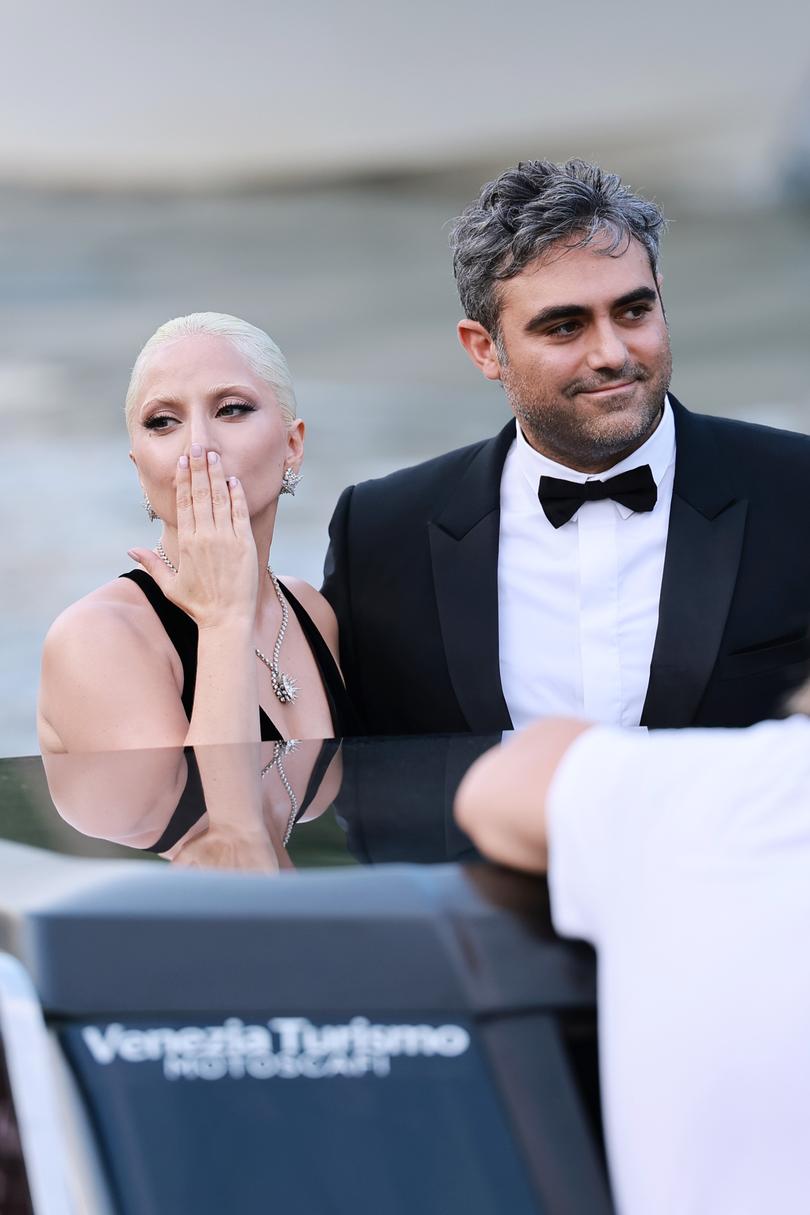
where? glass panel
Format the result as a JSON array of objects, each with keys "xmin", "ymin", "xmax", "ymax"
[{"xmin": 0, "ymin": 734, "xmax": 498, "ymax": 869}]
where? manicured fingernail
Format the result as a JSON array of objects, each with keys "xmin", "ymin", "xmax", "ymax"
[
  {"xmin": 178, "ymin": 455, "xmax": 189, "ymax": 469},
  {"xmin": 207, "ymin": 451, "xmax": 219, "ymax": 465},
  {"xmin": 228, "ymin": 476, "xmax": 239, "ymax": 488},
  {"xmin": 190, "ymin": 443, "xmax": 202, "ymax": 458},
  {"xmin": 127, "ymin": 549, "xmax": 138, "ymax": 561}
]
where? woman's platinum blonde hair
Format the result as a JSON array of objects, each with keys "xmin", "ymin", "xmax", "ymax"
[{"xmin": 125, "ymin": 312, "xmax": 297, "ymax": 432}]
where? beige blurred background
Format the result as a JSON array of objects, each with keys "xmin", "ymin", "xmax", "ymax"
[{"xmin": 2, "ymin": 0, "xmax": 810, "ymax": 755}]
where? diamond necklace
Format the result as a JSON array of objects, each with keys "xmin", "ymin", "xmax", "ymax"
[
  {"xmin": 261, "ymin": 739, "xmax": 300, "ymax": 847},
  {"xmin": 154, "ymin": 542, "xmax": 299, "ymax": 705}
]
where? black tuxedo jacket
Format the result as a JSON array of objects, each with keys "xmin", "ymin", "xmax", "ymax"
[{"xmin": 323, "ymin": 396, "xmax": 810, "ymax": 733}]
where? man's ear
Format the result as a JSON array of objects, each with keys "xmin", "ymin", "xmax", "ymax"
[{"xmin": 457, "ymin": 320, "xmax": 503, "ymax": 382}]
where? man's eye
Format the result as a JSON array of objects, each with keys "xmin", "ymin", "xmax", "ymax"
[
  {"xmin": 548, "ymin": 321, "xmax": 579, "ymax": 337},
  {"xmin": 217, "ymin": 401, "xmax": 256, "ymax": 418},
  {"xmin": 143, "ymin": 414, "xmax": 176, "ymax": 431},
  {"xmin": 622, "ymin": 304, "xmax": 652, "ymax": 320}
]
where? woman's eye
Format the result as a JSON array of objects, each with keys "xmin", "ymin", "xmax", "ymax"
[
  {"xmin": 217, "ymin": 400, "xmax": 256, "ymax": 418},
  {"xmin": 143, "ymin": 414, "xmax": 176, "ymax": 431}
]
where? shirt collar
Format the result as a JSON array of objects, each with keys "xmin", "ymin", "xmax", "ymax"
[{"xmin": 515, "ymin": 395, "xmax": 676, "ymax": 518}]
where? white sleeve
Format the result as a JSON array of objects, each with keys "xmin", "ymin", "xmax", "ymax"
[
  {"xmin": 545, "ymin": 725, "xmax": 646, "ymax": 944},
  {"xmin": 545, "ymin": 716, "xmax": 810, "ymax": 946}
]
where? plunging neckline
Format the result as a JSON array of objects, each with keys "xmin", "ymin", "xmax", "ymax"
[{"xmin": 119, "ymin": 569, "xmax": 360, "ymax": 740}]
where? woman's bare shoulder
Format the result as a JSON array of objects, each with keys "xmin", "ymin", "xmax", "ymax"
[
  {"xmin": 39, "ymin": 576, "xmax": 185, "ymax": 754},
  {"xmin": 281, "ymin": 577, "xmax": 339, "ymax": 655},
  {"xmin": 45, "ymin": 575, "xmax": 161, "ymax": 649}
]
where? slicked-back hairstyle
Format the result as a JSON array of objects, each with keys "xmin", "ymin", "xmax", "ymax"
[
  {"xmin": 449, "ymin": 159, "xmax": 667, "ymax": 338},
  {"xmin": 125, "ymin": 312, "xmax": 297, "ymax": 433}
]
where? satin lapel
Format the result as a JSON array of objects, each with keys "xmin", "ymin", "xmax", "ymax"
[
  {"xmin": 428, "ymin": 421, "xmax": 515, "ymax": 732},
  {"xmin": 642, "ymin": 398, "xmax": 748, "ymax": 727}
]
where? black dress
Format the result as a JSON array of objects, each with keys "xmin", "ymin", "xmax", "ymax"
[
  {"xmin": 120, "ymin": 569, "xmax": 359, "ymax": 739},
  {"xmin": 119, "ymin": 569, "xmax": 357, "ymax": 854}
]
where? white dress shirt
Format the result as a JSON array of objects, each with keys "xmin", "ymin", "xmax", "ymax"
[
  {"xmin": 547, "ymin": 716, "xmax": 810, "ymax": 1215},
  {"xmin": 498, "ymin": 398, "xmax": 676, "ymax": 728}
]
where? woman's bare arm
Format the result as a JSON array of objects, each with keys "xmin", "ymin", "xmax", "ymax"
[{"xmin": 130, "ymin": 448, "xmax": 261, "ymax": 749}]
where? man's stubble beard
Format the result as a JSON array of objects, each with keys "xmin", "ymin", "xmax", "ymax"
[{"xmin": 500, "ymin": 340, "xmax": 673, "ymax": 471}]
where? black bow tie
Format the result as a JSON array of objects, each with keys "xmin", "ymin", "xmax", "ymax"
[{"xmin": 537, "ymin": 464, "xmax": 658, "ymax": 528}]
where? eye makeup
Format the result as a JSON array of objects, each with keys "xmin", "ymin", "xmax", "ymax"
[{"xmin": 141, "ymin": 400, "xmax": 257, "ymax": 431}]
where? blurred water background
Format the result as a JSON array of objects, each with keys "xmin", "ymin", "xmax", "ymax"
[{"xmin": 2, "ymin": 1, "xmax": 810, "ymax": 755}]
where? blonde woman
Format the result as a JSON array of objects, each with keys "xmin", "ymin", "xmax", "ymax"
[{"xmin": 38, "ymin": 313, "xmax": 355, "ymax": 859}]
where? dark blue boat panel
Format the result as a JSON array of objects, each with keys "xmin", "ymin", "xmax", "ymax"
[{"xmin": 62, "ymin": 1014, "xmax": 544, "ymax": 1215}]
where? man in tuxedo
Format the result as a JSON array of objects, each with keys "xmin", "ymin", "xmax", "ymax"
[{"xmin": 322, "ymin": 159, "xmax": 810, "ymax": 734}]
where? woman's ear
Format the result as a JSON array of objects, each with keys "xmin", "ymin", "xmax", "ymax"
[{"xmin": 286, "ymin": 418, "xmax": 305, "ymax": 469}]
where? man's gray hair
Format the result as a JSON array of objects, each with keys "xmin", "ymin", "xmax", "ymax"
[
  {"xmin": 449, "ymin": 159, "xmax": 667, "ymax": 338},
  {"xmin": 125, "ymin": 312, "xmax": 297, "ymax": 432}
]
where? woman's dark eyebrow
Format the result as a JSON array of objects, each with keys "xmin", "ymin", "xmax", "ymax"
[{"xmin": 523, "ymin": 285, "xmax": 658, "ymax": 333}]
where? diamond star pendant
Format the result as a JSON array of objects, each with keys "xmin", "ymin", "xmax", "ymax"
[{"xmin": 276, "ymin": 672, "xmax": 299, "ymax": 704}]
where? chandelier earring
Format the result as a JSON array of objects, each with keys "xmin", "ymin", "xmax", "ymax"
[
  {"xmin": 143, "ymin": 490, "xmax": 158, "ymax": 522},
  {"xmin": 280, "ymin": 466, "xmax": 302, "ymax": 497}
]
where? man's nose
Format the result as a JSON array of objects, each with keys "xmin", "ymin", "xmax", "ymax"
[{"xmin": 584, "ymin": 322, "xmax": 628, "ymax": 373}]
